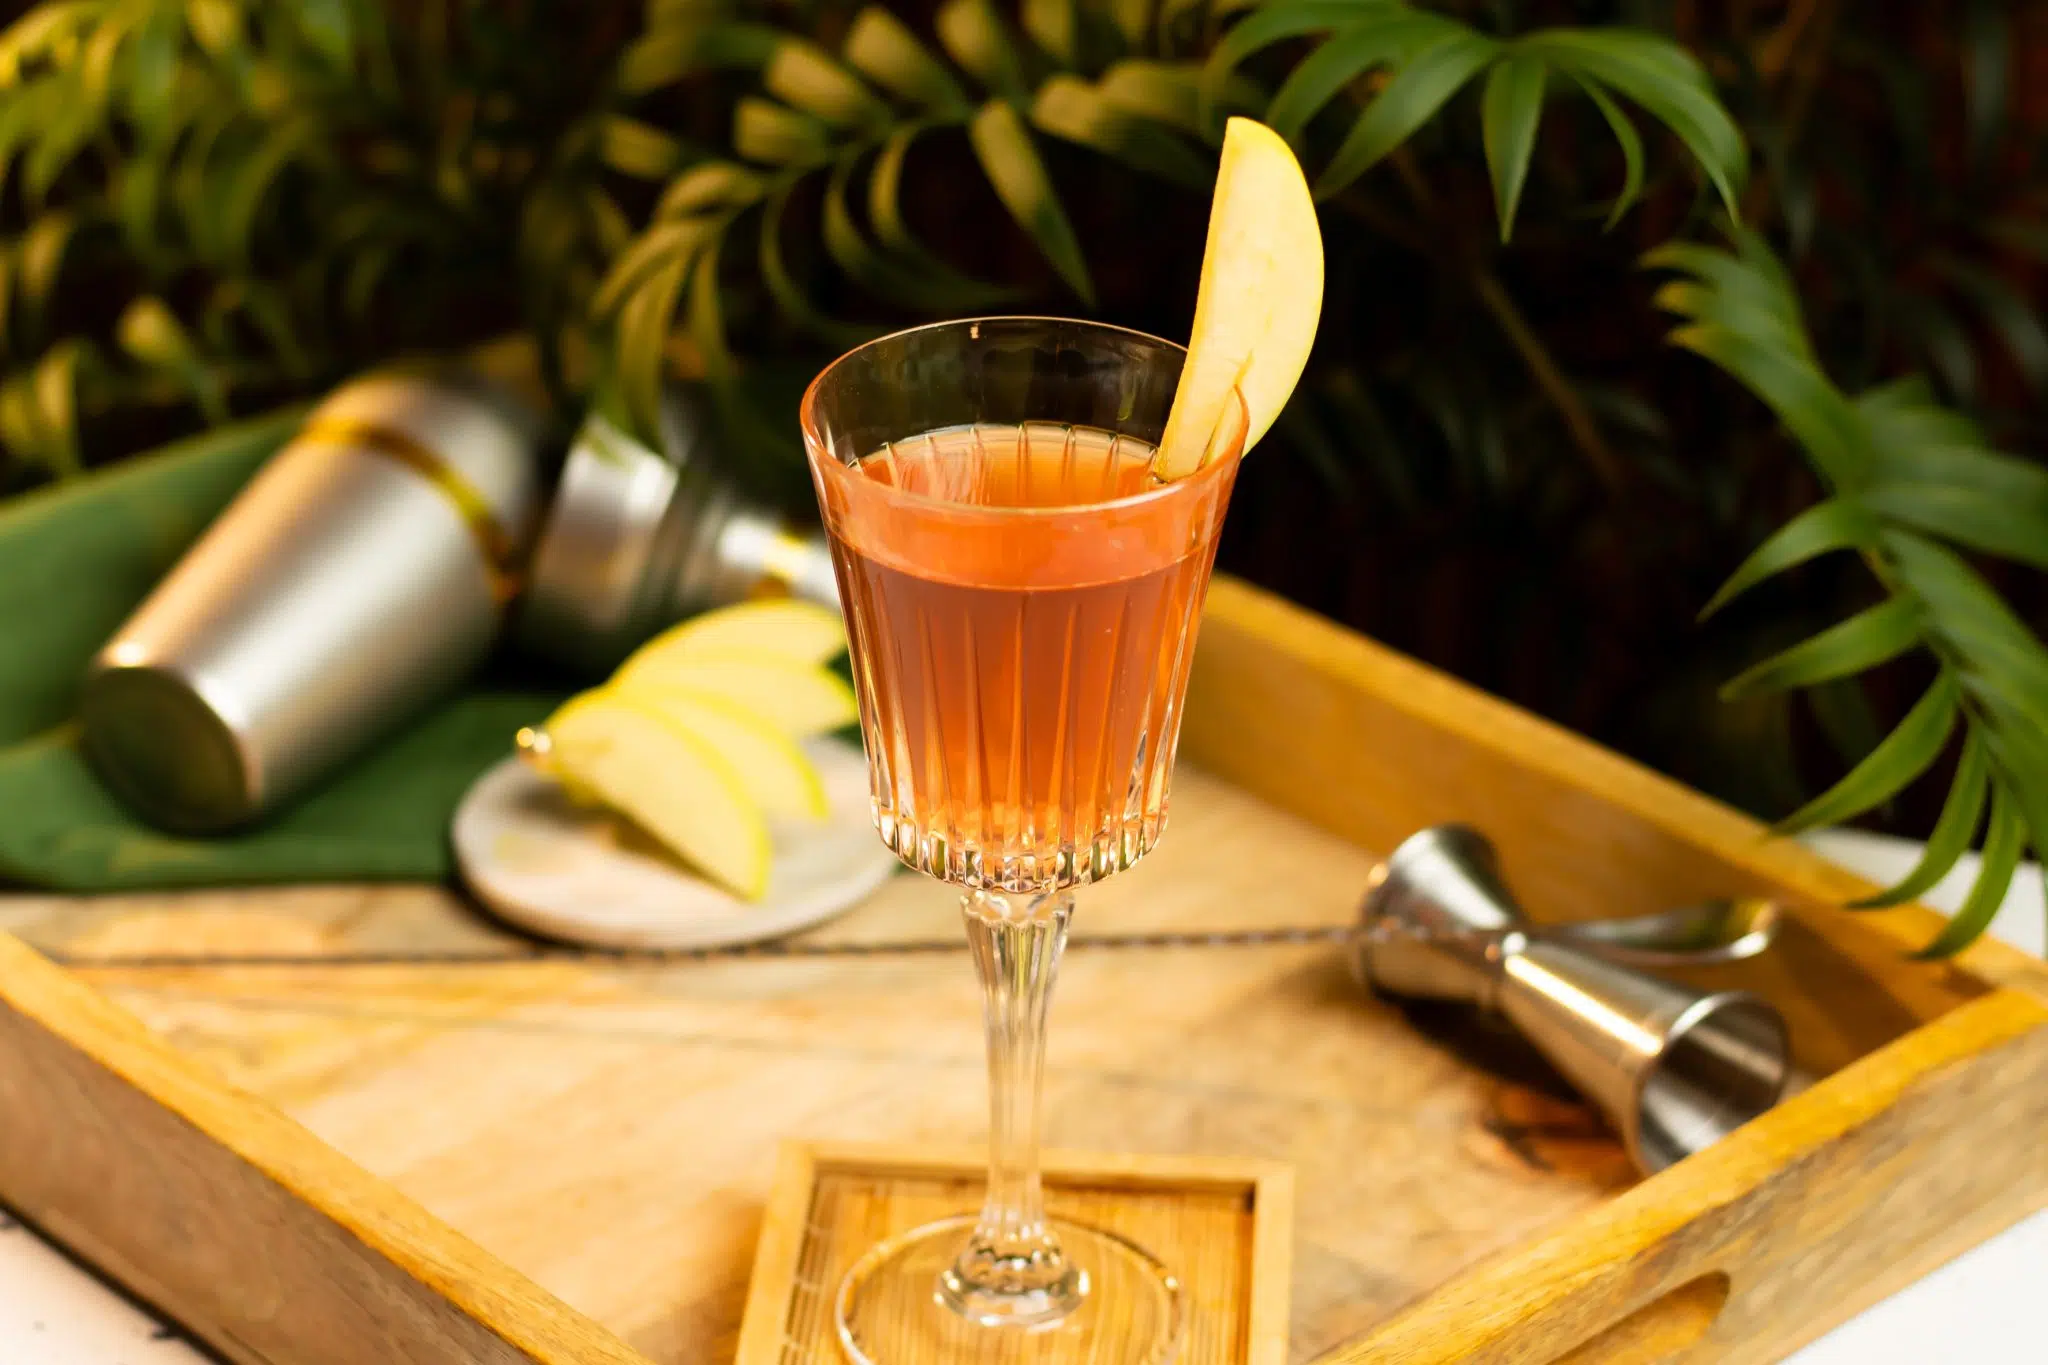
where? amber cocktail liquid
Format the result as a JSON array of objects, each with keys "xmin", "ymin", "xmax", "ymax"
[{"xmin": 819, "ymin": 424, "xmax": 1236, "ymax": 891}]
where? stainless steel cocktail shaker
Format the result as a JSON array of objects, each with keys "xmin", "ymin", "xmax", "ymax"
[{"xmin": 81, "ymin": 368, "xmax": 544, "ymax": 832}]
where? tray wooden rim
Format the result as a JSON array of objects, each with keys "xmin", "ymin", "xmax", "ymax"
[
  {"xmin": 1185, "ymin": 578, "xmax": 2048, "ymax": 1363},
  {"xmin": 733, "ymin": 1141, "xmax": 1295, "ymax": 1365},
  {"xmin": 6, "ymin": 574, "xmax": 2048, "ymax": 1365},
  {"xmin": 1329, "ymin": 985, "xmax": 2048, "ymax": 1363},
  {"xmin": 0, "ymin": 929, "xmax": 649, "ymax": 1365},
  {"xmin": 1196, "ymin": 581, "xmax": 2048, "ymax": 998}
]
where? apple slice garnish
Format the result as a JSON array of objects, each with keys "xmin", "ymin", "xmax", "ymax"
[{"xmin": 1155, "ymin": 117, "xmax": 1325, "ymax": 480}]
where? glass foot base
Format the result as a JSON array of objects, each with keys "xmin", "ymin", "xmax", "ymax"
[{"xmin": 835, "ymin": 1215, "xmax": 1183, "ymax": 1365}]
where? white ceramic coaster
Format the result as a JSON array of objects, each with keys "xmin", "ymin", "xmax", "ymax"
[{"xmin": 452, "ymin": 737, "xmax": 898, "ymax": 949}]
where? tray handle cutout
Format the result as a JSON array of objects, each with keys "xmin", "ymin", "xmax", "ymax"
[{"xmin": 1540, "ymin": 1271, "xmax": 1731, "ymax": 1365}]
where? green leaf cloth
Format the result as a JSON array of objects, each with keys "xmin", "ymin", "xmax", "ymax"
[{"xmin": 0, "ymin": 411, "xmax": 559, "ymax": 891}]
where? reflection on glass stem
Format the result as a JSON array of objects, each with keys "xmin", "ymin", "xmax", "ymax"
[{"xmin": 942, "ymin": 889, "xmax": 1087, "ymax": 1326}]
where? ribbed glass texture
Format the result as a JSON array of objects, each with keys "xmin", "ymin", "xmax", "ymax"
[{"xmin": 803, "ymin": 323, "xmax": 1243, "ymax": 894}]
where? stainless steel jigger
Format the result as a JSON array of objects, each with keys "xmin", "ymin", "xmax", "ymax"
[{"xmin": 1352, "ymin": 825, "xmax": 1792, "ymax": 1174}]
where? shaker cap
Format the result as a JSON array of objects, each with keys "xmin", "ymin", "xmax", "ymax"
[{"xmin": 515, "ymin": 390, "xmax": 715, "ymax": 674}]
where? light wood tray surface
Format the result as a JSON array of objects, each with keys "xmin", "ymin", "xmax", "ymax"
[
  {"xmin": 6, "ymin": 579, "xmax": 2048, "ymax": 1365},
  {"xmin": 5, "ymin": 765, "xmax": 1605, "ymax": 1362}
]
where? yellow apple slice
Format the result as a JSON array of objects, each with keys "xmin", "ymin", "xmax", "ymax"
[
  {"xmin": 613, "ymin": 648, "xmax": 859, "ymax": 736},
  {"xmin": 623, "ymin": 599, "xmax": 847, "ymax": 674},
  {"xmin": 535, "ymin": 692, "xmax": 773, "ymax": 899},
  {"xmin": 617, "ymin": 683, "xmax": 829, "ymax": 820},
  {"xmin": 1155, "ymin": 116, "xmax": 1324, "ymax": 479}
]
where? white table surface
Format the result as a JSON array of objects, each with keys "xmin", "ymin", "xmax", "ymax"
[{"xmin": 2, "ymin": 830, "xmax": 2041, "ymax": 1362}]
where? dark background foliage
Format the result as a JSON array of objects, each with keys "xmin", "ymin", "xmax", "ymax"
[
  {"xmin": 2, "ymin": 0, "xmax": 2043, "ymax": 850},
  {"xmin": 1195, "ymin": 2, "xmax": 2048, "ymax": 835}
]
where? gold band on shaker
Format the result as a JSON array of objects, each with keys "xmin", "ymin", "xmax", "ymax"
[{"xmin": 294, "ymin": 417, "xmax": 522, "ymax": 603}]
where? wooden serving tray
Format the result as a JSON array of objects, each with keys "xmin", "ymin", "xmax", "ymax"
[
  {"xmin": 733, "ymin": 1143, "xmax": 1292, "ymax": 1365},
  {"xmin": 6, "ymin": 577, "xmax": 2048, "ymax": 1365}
]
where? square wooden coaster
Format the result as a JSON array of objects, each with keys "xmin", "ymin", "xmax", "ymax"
[{"xmin": 735, "ymin": 1142, "xmax": 1293, "ymax": 1365}]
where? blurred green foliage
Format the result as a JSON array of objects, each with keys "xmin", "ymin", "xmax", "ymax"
[{"xmin": 1, "ymin": 0, "xmax": 2043, "ymax": 950}]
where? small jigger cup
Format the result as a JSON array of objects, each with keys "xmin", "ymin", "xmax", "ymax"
[{"xmin": 1351, "ymin": 825, "xmax": 1791, "ymax": 1174}]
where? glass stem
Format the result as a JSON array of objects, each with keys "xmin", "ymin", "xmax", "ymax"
[{"xmin": 940, "ymin": 888, "xmax": 1085, "ymax": 1327}]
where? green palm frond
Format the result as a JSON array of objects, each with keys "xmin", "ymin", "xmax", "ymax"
[
  {"xmin": 1657, "ymin": 233, "xmax": 2048, "ymax": 956},
  {"xmin": 598, "ymin": 0, "xmax": 1201, "ymax": 448},
  {"xmin": 602, "ymin": 0, "xmax": 1760, "ymax": 456},
  {"xmin": 4, "ymin": 0, "xmax": 1766, "ymax": 479},
  {"xmin": 1199, "ymin": 4, "xmax": 1745, "ymax": 227},
  {"xmin": 0, "ymin": 0, "xmax": 621, "ymax": 479}
]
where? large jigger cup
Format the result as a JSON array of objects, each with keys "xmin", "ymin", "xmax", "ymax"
[{"xmin": 1351, "ymin": 825, "xmax": 1791, "ymax": 1173}]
